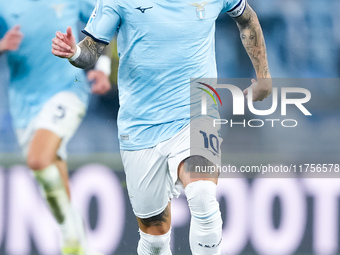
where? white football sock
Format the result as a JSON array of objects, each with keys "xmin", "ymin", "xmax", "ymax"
[
  {"xmin": 185, "ymin": 180, "xmax": 222, "ymax": 255},
  {"xmin": 34, "ymin": 164, "xmax": 82, "ymax": 243},
  {"xmin": 137, "ymin": 229, "xmax": 172, "ymax": 255}
]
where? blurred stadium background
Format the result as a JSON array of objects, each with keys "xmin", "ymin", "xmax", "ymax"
[{"xmin": 1, "ymin": 0, "xmax": 340, "ymax": 254}]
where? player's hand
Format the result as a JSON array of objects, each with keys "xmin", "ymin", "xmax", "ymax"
[
  {"xmin": 87, "ymin": 70, "xmax": 111, "ymax": 94},
  {"xmin": 0, "ymin": 25, "xmax": 23, "ymax": 52},
  {"xmin": 51, "ymin": 26, "xmax": 77, "ymax": 58},
  {"xmin": 243, "ymin": 78, "xmax": 272, "ymax": 101}
]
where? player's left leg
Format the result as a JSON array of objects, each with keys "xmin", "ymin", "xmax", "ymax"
[
  {"xmin": 27, "ymin": 129, "xmax": 88, "ymax": 255},
  {"xmin": 27, "ymin": 128, "xmax": 69, "ymax": 195},
  {"xmin": 17, "ymin": 92, "xmax": 92, "ymax": 255},
  {"xmin": 178, "ymin": 156, "xmax": 222, "ymax": 255}
]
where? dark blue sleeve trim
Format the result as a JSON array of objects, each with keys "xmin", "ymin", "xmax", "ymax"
[
  {"xmin": 231, "ymin": 6, "xmax": 246, "ymax": 18},
  {"xmin": 227, "ymin": 0, "xmax": 243, "ymax": 13},
  {"xmin": 81, "ymin": 30, "xmax": 110, "ymax": 45}
]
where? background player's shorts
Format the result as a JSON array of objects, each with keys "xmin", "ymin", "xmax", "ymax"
[
  {"xmin": 16, "ymin": 92, "xmax": 86, "ymax": 161},
  {"xmin": 120, "ymin": 117, "xmax": 222, "ymax": 219}
]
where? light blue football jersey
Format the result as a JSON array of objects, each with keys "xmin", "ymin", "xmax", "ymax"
[
  {"xmin": 0, "ymin": 0, "xmax": 96, "ymax": 129},
  {"xmin": 84, "ymin": 0, "xmax": 246, "ymax": 150}
]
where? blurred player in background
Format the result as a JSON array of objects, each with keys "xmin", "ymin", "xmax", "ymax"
[
  {"xmin": 52, "ymin": 0, "xmax": 271, "ymax": 254},
  {"xmin": 0, "ymin": 0, "xmax": 111, "ymax": 254}
]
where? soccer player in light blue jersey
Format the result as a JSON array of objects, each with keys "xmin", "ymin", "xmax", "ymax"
[
  {"xmin": 0, "ymin": 0, "xmax": 111, "ymax": 254},
  {"xmin": 52, "ymin": 0, "xmax": 272, "ymax": 254}
]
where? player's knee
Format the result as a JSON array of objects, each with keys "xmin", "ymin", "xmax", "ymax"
[
  {"xmin": 185, "ymin": 180, "xmax": 220, "ymax": 218},
  {"xmin": 182, "ymin": 155, "xmax": 214, "ymax": 173},
  {"xmin": 26, "ymin": 154, "xmax": 52, "ymax": 171},
  {"xmin": 180, "ymin": 156, "xmax": 219, "ymax": 185},
  {"xmin": 138, "ymin": 207, "xmax": 170, "ymax": 235}
]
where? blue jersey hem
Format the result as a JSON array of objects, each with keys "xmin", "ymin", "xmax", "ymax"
[{"xmin": 119, "ymin": 120, "xmax": 190, "ymax": 151}]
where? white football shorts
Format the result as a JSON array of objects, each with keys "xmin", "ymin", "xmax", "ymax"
[
  {"xmin": 16, "ymin": 91, "xmax": 86, "ymax": 160},
  {"xmin": 121, "ymin": 117, "xmax": 222, "ymax": 219}
]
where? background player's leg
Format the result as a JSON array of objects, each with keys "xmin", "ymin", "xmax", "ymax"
[
  {"xmin": 27, "ymin": 129, "xmax": 88, "ymax": 254},
  {"xmin": 54, "ymin": 159, "xmax": 70, "ymax": 198},
  {"xmin": 27, "ymin": 129, "xmax": 70, "ymax": 196},
  {"xmin": 136, "ymin": 203, "xmax": 172, "ymax": 255},
  {"xmin": 179, "ymin": 156, "xmax": 222, "ymax": 255}
]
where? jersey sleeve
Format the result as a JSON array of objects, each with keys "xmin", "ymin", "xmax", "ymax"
[
  {"xmin": 221, "ymin": 0, "xmax": 247, "ymax": 18},
  {"xmin": 79, "ymin": 0, "xmax": 97, "ymax": 23},
  {"xmin": 82, "ymin": 0, "xmax": 120, "ymax": 45}
]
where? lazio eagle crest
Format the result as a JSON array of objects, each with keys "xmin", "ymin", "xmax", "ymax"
[{"xmin": 189, "ymin": 2, "xmax": 210, "ymax": 20}]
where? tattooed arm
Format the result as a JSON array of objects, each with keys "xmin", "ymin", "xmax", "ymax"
[
  {"xmin": 70, "ymin": 36, "xmax": 106, "ymax": 69},
  {"xmin": 87, "ymin": 41, "xmax": 113, "ymax": 94},
  {"xmin": 233, "ymin": 3, "xmax": 272, "ymax": 101},
  {"xmin": 52, "ymin": 26, "xmax": 106, "ymax": 69},
  {"xmin": 52, "ymin": 26, "xmax": 111, "ymax": 94}
]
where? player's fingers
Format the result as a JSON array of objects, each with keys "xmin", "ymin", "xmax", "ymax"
[
  {"xmin": 102, "ymin": 85, "xmax": 111, "ymax": 94},
  {"xmin": 55, "ymin": 31, "xmax": 65, "ymax": 40},
  {"xmin": 66, "ymin": 26, "xmax": 73, "ymax": 39},
  {"xmin": 91, "ymin": 82, "xmax": 101, "ymax": 93},
  {"xmin": 52, "ymin": 38, "xmax": 72, "ymax": 51},
  {"xmin": 8, "ymin": 33, "xmax": 23, "ymax": 42},
  {"xmin": 8, "ymin": 38, "xmax": 22, "ymax": 49},
  {"xmin": 91, "ymin": 86, "xmax": 100, "ymax": 94},
  {"xmin": 7, "ymin": 30, "xmax": 22, "ymax": 40},
  {"xmin": 51, "ymin": 48, "xmax": 65, "ymax": 56},
  {"xmin": 52, "ymin": 38, "xmax": 64, "ymax": 49},
  {"xmin": 251, "ymin": 78, "xmax": 257, "ymax": 84},
  {"xmin": 51, "ymin": 48, "xmax": 72, "ymax": 58},
  {"xmin": 12, "ymin": 25, "xmax": 21, "ymax": 31},
  {"xmin": 243, "ymin": 88, "xmax": 248, "ymax": 96},
  {"xmin": 8, "ymin": 44, "xmax": 19, "ymax": 51},
  {"xmin": 51, "ymin": 43, "xmax": 66, "ymax": 52},
  {"xmin": 12, "ymin": 32, "xmax": 23, "ymax": 38},
  {"xmin": 92, "ymin": 84, "xmax": 107, "ymax": 94},
  {"xmin": 87, "ymin": 70, "xmax": 99, "ymax": 81},
  {"xmin": 91, "ymin": 77, "xmax": 106, "ymax": 93},
  {"xmin": 7, "ymin": 35, "xmax": 22, "ymax": 43},
  {"xmin": 8, "ymin": 27, "xmax": 22, "ymax": 34},
  {"xmin": 10, "ymin": 40, "xmax": 21, "ymax": 46}
]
